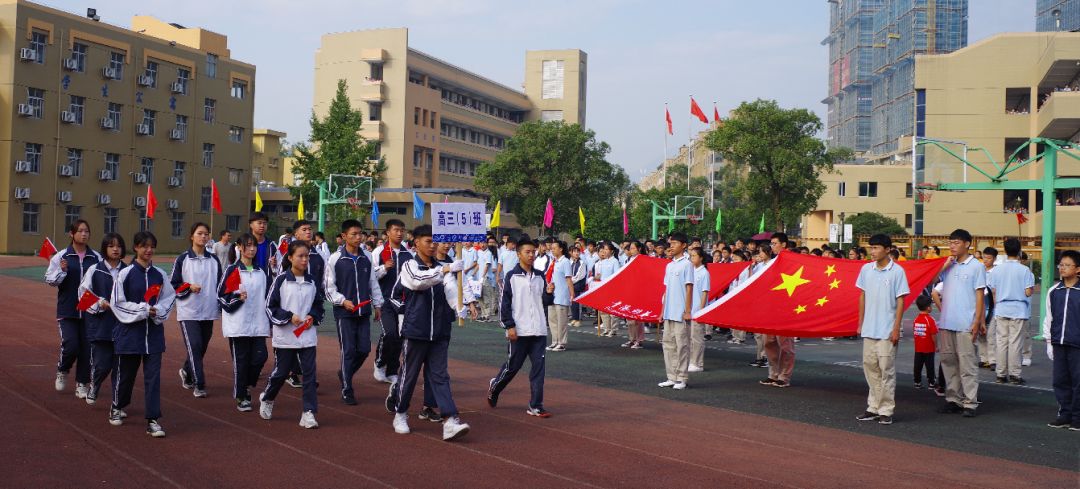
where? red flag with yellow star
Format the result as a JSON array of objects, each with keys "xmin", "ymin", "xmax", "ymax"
[{"xmin": 693, "ymin": 252, "xmax": 946, "ymax": 337}]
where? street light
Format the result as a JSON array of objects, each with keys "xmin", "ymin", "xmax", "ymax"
[{"xmin": 839, "ymin": 211, "xmax": 846, "ymax": 250}]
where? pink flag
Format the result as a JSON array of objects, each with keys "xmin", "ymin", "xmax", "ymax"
[
  {"xmin": 622, "ymin": 202, "xmax": 629, "ymax": 235},
  {"xmin": 542, "ymin": 199, "xmax": 554, "ymax": 228}
]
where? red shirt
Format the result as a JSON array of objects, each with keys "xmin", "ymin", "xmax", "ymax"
[{"xmin": 913, "ymin": 312, "xmax": 938, "ymax": 353}]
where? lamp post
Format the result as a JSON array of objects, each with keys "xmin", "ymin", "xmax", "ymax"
[{"xmin": 839, "ymin": 211, "xmax": 846, "ymax": 251}]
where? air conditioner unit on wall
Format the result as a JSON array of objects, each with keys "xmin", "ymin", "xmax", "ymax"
[
  {"xmin": 134, "ymin": 196, "xmax": 147, "ymax": 207},
  {"xmin": 19, "ymin": 48, "xmax": 37, "ymax": 62},
  {"xmin": 167, "ymin": 199, "xmax": 179, "ymax": 209},
  {"xmin": 100, "ymin": 117, "xmax": 116, "ymax": 130},
  {"xmin": 14, "ymin": 161, "xmax": 32, "ymax": 173},
  {"xmin": 17, "ymin": 104, "xmax": 34, "ymax": 116},
  {"xmin": 98, "ymin": 170, "xmax": 113, "ymax": 181},
  {"xmin": 102, "ymin": 67, "xmax": 118, "ymax": 79},
  {"xmin": 61, "ymin": 111, "xmax": 77, "ymax": 124},
  {"xmin": 97, "ymin": 194, "xmax": 111, "ymax": 205},
  {"xmin": 63, "ymin": 58, "xmax": 79, "ymax": 71},
  {"xmin": 137, "ymin": 74, "xmax": 154, "ymax": 87},
  {"xmin": 14, "ymin": 188, "xmax": 31, "ymax": 199},
  {"xmin": 58, "ymin": 166, "xmax": 74, "ymax": 177},
  {"xmin": 133, "ymin": 173, "xmax": 147, "ymax": 184},
  {"xmin": 169, "ymin": 129, "xmax": 184, "ymax": 140},
  {"xmin": 167, "ymin": 176, "xmax": 181, "ymax": 187},
  {"xmin": 57, "ymin": 191, "xmax": 72, "ymax": 203},
  {"xmin": 170, "ymin": 82, "xmax": 185, "ymax": 93},
  {"xmin": 136, "ymin": 124, "xmax": 151, "ymax": 135}
]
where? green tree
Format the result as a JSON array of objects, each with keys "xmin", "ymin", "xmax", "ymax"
[
  {"xmin": 475, "ymin": 121, "xmax": 631, "ymax": 237},
  {"xmin": 846, "ymin": 211, "xmax": 905, "ymax": 238},
  {"xmin": 704, "ymin": 99, "xmax": 852, "ymax": 233},
  {"xmin": 290, "ymin": 79, "xmax": 386, "ymax": 227}
]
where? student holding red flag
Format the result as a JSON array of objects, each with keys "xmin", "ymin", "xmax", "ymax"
[
  {"xmin": 45, "ymin": 219, "xmax": 101, "ymax": 399},
  {"xmin": 371, "ymin": 219, "xmax": 411, "ymax": 386},
  {"xmin": 283, "ymin": 220, "xmax": 326, "ymax": 389},
  {"xmin": 855, "ymin": 234, "xmax": 910, "ymax": 425},
  {"xmin": 217, "ymin": 233, "xmax": 271, "ymax": 412},
  {"xmin": 171, "ymin": 223, "xmax": 222, "ymax": 399},
  {"xmin": 77, "ymin": 233, "xmax": 126, "ymax": 405},
  {"xmin": 109, "ymin": 231, "xmax": 175, "ymax": 437}
]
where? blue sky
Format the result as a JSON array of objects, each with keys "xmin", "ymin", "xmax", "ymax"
[{"xmin": 52, "ymin": 0, "xmax": 1033, "ymax": 181}]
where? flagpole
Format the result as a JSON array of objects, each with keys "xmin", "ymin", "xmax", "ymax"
[
  {"xmin": 663, "ymin": 103, "xmax": 670, "ymax": 189},
  {"xmin": 687, "ymin": 95, "xmax": 693, "ymax": 192}
]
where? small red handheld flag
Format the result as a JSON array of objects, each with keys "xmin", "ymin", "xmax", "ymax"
[
  {"xmin": 223, "ymin": 268, "xmax": 242, "ymax": 294},
  {"xmin": 345, "ymin": 299, "xmax": 372, "ymax": 313},
  {"xmin": 211, "ymin": 179, "xmax": 223, "ymax": 214},
  {"xmin": 143, "ymin": 284, "xmax": 162, "ymax": 303},
  {"xmin": 1016, "ymin": 212, "xmax": 1028, "ymax": 225},
  {"xmin": 690, "ymin": 97, "xmax": 709, "ymax": 124},
  {"xmin": 380, "ymin": 245, "xmax": 392, "ymax": 264},
  {"xmin": 545, "ymin": 261, "xmax": 555, "ymax": 284},
  {"xmin": 278, "ymin": 239, "xmax": 289, "ymax": 256},
  {"xmin": 146, "ymin": 185, "xmax": 158, "ymax": 220},
  {"xmin": 176, "ymin": 282, "xmax": 191, "ymax": 294},
  {"xmin": 37, "ymin": 237, "xmax": 57, "ymax": 260},
  {"xmin": 77, "ymin": 290, "xmax": 99, "ymax": 311},
  {"xmin": 292, "ymin": 317, "xmax": 315, "ymax": 337}
]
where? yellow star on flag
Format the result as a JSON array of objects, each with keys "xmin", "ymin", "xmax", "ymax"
[
  {"xmin": 829, "ymin": 279, "xmax": 841, "ymax": 290},
  {"xmin": 824, "ymin": 264, "xmax": 837, "ymax": 277},
  {"xmin": 794, "ymin": 304, "xmax": 807, "ymax": 314},
  {"xmin": 772, "ymin": 266, "xmax": 811, "ymax": 297},
  {"xmin": 816, "ymin": 296, "xmax": 829, "ymax": 307}
]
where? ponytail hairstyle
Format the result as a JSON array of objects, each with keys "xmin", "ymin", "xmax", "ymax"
[
  {"xmin": 281, "ymin": 240, "xmax": 310, "ymax": 274},
  {"xmin": 229, "ymin": 233, "xmax": 258, "ymax": 265},
  {"xmin": 689, "ymin": 246, "xmax": 711, "ymax": 264}
]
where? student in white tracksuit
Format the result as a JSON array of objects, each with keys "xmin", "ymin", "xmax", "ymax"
[
  {"xmin": 218, "ymin": 233, "xmax": 271, "ymax": 412},
  {"xmin": 171, "ymin": 223, "xmax": 222, "ymax": 398}
]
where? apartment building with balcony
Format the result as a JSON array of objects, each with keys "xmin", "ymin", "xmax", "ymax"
[{"xmin": 1, "ymin": 0, "xmax": 255, "ymax": 253}]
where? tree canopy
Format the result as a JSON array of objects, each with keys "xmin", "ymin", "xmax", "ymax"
[{"xmin": 846, "ymin": 211, "xmax": 905, "ymax": 237}]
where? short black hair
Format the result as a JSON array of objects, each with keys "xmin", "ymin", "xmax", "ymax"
[
  {"xmin": 248, "ymin": 212, "xmax": 269, "ymax": 223},
  {"xmin": 916, "ymin": 295, "xmax": 932, "ymax": 312},
  {"xmin": 292, "ymin": 220, "xmax": 313, "ymax": 231},
  {"xmin": 412, "ymin": 225, "xmax": 432, "ymax": 239},
  {"xmin": 1060, "ymin": 249, "xmax": 1080, "ymax": 268},
  {"xmin": 654, "ymin": 240, "xmax": 668, "ymax": 249},
  {"xmin": 888, "ymin": 249, "xmax": 900, "ymax": 259},
  {"xmin": 1004, "ymin": 238, "xmax": 1021, "ymax": 257},
  {"xmin": 219, "ymin": 229, "xmax": 231, "ymax": 238},
  {"xmin": 586, "ymin": 240, "xmax": 596, "ymax": 246},
  {"xmin": 68, "ymin": 219, "xmax": 90, "ymax": 235},
  {"xmin": 385, "ymin": 219, "xmax": 405, "ymax": 231},
  {"xmin": 543, "ymin": 236, "xmax": 555, "ymax": 244},
  {"xmin": 99, "ymin": 233, "xmax": 126, "ymax": 260},
  {"xmin": 811, "ymin": 249, "xmax": 823, "ymax": 256},
  {"xmin": 982, "ymin": 246, "xmax": 998, "ymax": 258},
  {"xmin": 948, "ymin": 228, "xmax": 972, "ymax": 242},
  {"xmin": 341, "ymin": 219, "xmax": 363, "ymax": 234},
  {"xmin": 552, "ymin": 240, "xmax": 567, "ymax": 253},
  {"xmin": 188, "ymin": 222, "xmax": 210, "ymax": 240},
  {"xmin": 133, "ymin": 231, "xmax": 157, "ymax": 249},
  {"xmin": 315, "ymin": 231, "xmax": 326, "ymax": 240},
  {"xmin": 772, "ymin": 233, "xmax": 789, "ymax": 245},
  {"xmin": 668, "ymin": 232, "xmax": 689, "ymax": 245},
  {"xmin": 868, "ymin": 234, "xmax": 892, "ymax": 248},
  {"xmin": 689, "ymin": 247, "xmax": 711, "ymax": 263},
  {"xmin": 516, "ymin": 234, "xmax": 534, "ymax": 248}
]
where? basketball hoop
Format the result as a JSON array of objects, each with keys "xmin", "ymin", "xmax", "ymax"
[
  {"xmin": 915, "ymin": 182, "xmax": 938, "ymax": 203},
  {"xmin": 346, "ymin": 197, "xmax": 362, "ymax": 211},
  {"xmin": 688, "ymin": 215, "xmax": 702, "ymax": 225}
]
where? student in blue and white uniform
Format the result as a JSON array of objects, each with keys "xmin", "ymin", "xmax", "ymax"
[
  {"xmin": 260, "ymin": 241, "xmax": 324, "ymax": 429},
  {"xmin": 77, "ymin": 232, "xmax": 126, "ymax": 405},
  {"xmin": 688, "ymin": 248, "xmax": 712, "ymax": 373},
  {"xmin": 45, "ymin": 219, "xmax": 101, "ymax": 398},
  {"xmin": 546, "ymin": 241, "xmax": 573, "ymax": 351},
  {"xmin": 109, "ymin": 231, "xmax": 175, "ymax": 437},
  {"xmin": 284, "ymin": 220, "xmax": 326, "ymax": 389},
  {"xmin": 372, "ymin": 219, "xmax": 411, "ymax": 386},
  {"xmin": 659, "ymin": 232, "xmax": 694, "ymax": 390},
  {"xmin": 172, "ymin": 222, "xmax": 222, "ymax": 398},
  {"xmin": 593, "ymin": 242, "xmax": 621, "ymax": 336},
  {"xmin": 218, "ymin": 233, "xmax": 271, "ymax": 412},
  {"xmin": 247, "ymin": 212, "xmax": 282, "ymax": 281}
]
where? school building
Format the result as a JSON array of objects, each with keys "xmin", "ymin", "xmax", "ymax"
[
  {"xmin": 803, "ymin": 31, "xmax": 1080, "ymax": 245},
  {"xmin": 1, "ymin": 0, "xmax": 256, "ymax": 254}
]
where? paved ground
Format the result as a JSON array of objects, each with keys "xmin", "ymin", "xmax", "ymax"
[{"xmin": 2, "ymin": 257, "xmax": 1077, "ymax": 487}]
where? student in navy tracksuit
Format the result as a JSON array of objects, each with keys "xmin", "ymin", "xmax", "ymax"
[
  {"xmin": 386, "ymin": 225, "xmax": 470, "ymax": 441},
  {"xmin": 261, "ymin": 241, "xmax": 324, "ymax": 429},
  {"xmin": 284, "ymin": 220, "xmax": 324, "ymax": 389},
  {"xmin": 1045, "ymin": 249, "xmax": 1080, "ymax": 430},
  {"xmin": 325, "ymin": 219, "xmax": 383, "ymax": 405},
  {"xmin": 109, "ymin": 231, "xmax": 175, "ymax": 437},
  {"xmin": 247, "ymin": 212, "xmax": 282, "ymax": 281},
  {"xmin": 172, "ymin": 222, "xmax": 222, "ymax": 398},
  {"xmin": 488, "ymin": 235, "xmax": 555, "ymax": 418},
  {"xmin": 77, "ymin": 233, "xmax": 126, "ymax": 405},
  {"xmin": 372, "ymin": 219, "xmax": 411, "ymax": 385},
  {"xmin": 218, "ymin": 233, "xmax": 271, "ymax": 412},
  {"xmin": 45, "ymin": 219, "xmax": 101, "ymax": 398}
]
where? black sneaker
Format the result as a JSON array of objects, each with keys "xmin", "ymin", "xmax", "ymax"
[
  {"xmin": 1047, "ymin": 417, "xmax": 1071, "ymax": 429},
  {"xmin": 286, "ymin": 374, "xmax": 302, "ymax": 389},
  {"xmin": 938, "ymin": 402, "xmax": 962, "ymax": 414},
  {"xmin": 703, "ymin": 334, "xmax": 713, "ymax": 341},
  {"xmin": 419, "ymin": 406, "xmax": 442, "ymax": 423},
  {"xmin": 878, "ymin": 415, "xmax": 894, "ymax": 425},
  {"xmin": 914, "ymin": 382, "xmax": 923, "ymax": 389},
  {"xmin": 961, "ymin": 408, "xmax": 977, "ymax": 418},
  {"xmin": 1008, "ymin": 376, "xmax": 1027, "ymax": 385},
  {"xmin": 995, "ymin": 376, "xmax": 1008, "ymax": 384},
  {"xmin": 146, "ymin": 419, "xmax": 166, "ymax": 438},
  {"xmin": 855, "ymin": 411, "xmax": 879, "ymax": 421},
  {"xmin": 384, "ymin": 383, "xmax": 398, "ymax": 413},
  {"xmin": 772, "ymin": 380, "xmax": 790, "ymax": 388},
  {"xmin": 759, "ymin": 378, "xmax": 776, "ymax": 386},
  {"xmin": 236, "ymin": 398, "xmax": 253, "ymax": 412},
  {"xmin": 342, "ymin": 393, "xmax": 357, "ymax": 406}
]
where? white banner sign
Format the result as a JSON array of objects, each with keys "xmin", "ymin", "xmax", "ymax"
[{"xmin": 431, "ymin": 203, "xmax": 487, "ymax": 243}]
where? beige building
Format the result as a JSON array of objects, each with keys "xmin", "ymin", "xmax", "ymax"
[
  {"xmin": 313, "ymin": 28, "xmax": 586, "ymax": 191},
  {"xmin": 1, "ymin": 0, "xmax": 255, "ymax": 253},
  {"xmin": 805, "ymin": 32, "xmax": 1080, "ymax": 243},
  {"xmin": 252, "ymin": 128, "xmax": 290, "ymax": 188}
]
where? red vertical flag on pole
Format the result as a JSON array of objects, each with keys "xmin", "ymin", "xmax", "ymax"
[
  {"xmin": 690, "ymin": 97, "xmax": 709, "ymax": 124},
  {"xmin": 665, "ymin": 107, "xmax": 673, "ymax": 135},
  {"xmin": 713, "ymin": 103, "xmax": 721, "ymax": 123},
  {"xmin": 211, "ymin": 178, "xmax": 223, "ymax": 214},
  {"xmin": 146, "ymin": 184, "xmax": 158, "ymax": 220}
]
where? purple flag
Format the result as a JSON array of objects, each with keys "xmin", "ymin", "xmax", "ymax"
[{"xmin": 543, "ymin": 199, "xmax": 554, "ymax": 228}]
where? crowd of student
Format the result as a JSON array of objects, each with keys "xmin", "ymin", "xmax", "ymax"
[{"xmin": 42, "ymin": 215, "xmax": 1080, "ymax": 441}]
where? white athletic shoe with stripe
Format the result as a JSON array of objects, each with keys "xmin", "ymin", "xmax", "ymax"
[{"xmin": 393, "ymin": 413, "xmax": 411, "ymax": 434}]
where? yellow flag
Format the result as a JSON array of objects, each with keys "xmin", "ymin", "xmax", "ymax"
[
  {"xmin": 254, "ymin": 187, "xmax": 263, "ymax": 212},
  {"xmin": 490, "ymin": 201, "xmax": 501, "ymax": 228},
  {"xmin": 579, "ymin": 206, "xmax": 586, "ymax": 235},
  {"xmin": 297, "ymin": 194, "xmax": 304, "ymax": 220}
]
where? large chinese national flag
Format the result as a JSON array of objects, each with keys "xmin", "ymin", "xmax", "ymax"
[
  {"xmin": 693, "ymin": 252, "xmax": 945, "ymax": 337},
  {"xmin": 574, "ymin": 255, "xmax": 665, "ymax": 323},
  {"xmin": 706, "ymin": 261, "xmax": 751, "ymax": 301}
]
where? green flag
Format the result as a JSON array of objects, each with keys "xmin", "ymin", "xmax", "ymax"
[
  {"xmin": 668, "ymin": 215, "xmax": 675, "ymax": 232},
  {"xmin": 714, "ymin": 209, "xmax": 722, "ymax": 233},
  {"xmin": 758, "ymin": 213, "xmax": 766, "ymax": 233}
]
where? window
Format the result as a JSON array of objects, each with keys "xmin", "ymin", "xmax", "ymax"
[
  {"xmin": 838, "ymin": 181, "xmax": 846, "ymax": 196},
  {"xmin": 30, "ymin": 31, "xmax": 47, "ymax": 64},
  {"xmin": 171, "ymin": 211, "xmax": 185, "ymax": 237},
  {"xmin": 144, "ymin": 61, "xmax": 158, "ymax": 87},
  {"xmin": 206, "ymin": 53, "xmax": 218, "ymax": 79},
  {"xmin": 176, "ymin": 68, "xmax": 190, "ymax": 94},
  {"xmin": 24, "ymin": 143, "xmax": 42, "ymax": 173},
  {"xmin": 541, "ymin": 60, "xmax": 565, "ymax": 100},
  {"xmin": 226, "ymin": 215, "xmax": 240, "ymax": 232},
  {"xmin": 540, "ymin": 110, "xmax": 563, "ymax": 122},
  {"xmin": 905, "ymin": 182, "xmax": 913, "ymax": 198},
  {"xmin": 107, "ymin": 103, "xmax": 122, "ymax": 129},
  {"xmin": 142, "ymin": 109, "xmax": 156, "ymax": 135},
  {"xmin": 858, "ymin": 181, "xmax": 878, "ymax": 198},
  {"xmin": 103, "ymin": 207, "xmax": 118, "ymax": 233},
  {"xmin": 422, "ymin": 109, "xmax": 429, "ymax": 127},
  {"xmin": 67, "ymin": 148, "xmax": 83, "ymax": 177},
  {"xmin": 905, "ymin": 214, "xmax": 913, "ymax": 228},
  {"xmin": 203, "ymin": 98, "xmax": 216, "ymax": 122},
  {"xmin": 414, "ymin": 107, "xmax": 420, "ymax": 125},
  {"xmin": 228, "ymin": 168, "xmax": 242, "ymax": 185},
  {"xmin": 141, "ymin": 157, "xmax": 154, "ymax": 182},
  {"xmin": 22, "ymin": 203, "xmax": 40, "ymax": 233},
  {"xmin": 231, "ymin": 79, "xmax": 247, "ymax": 99},
  {"xmin": 27, "ymin": 87, "xmax": 44, "ymax": 118},
  {"xmin": 109, "ymin": 51, "xmax": 124, "ymax": 79},
  {"xmin": 200, "ymin": 186, "xmax": 211, "ymax": 212},
  {"xmin": 71, "ymin": 42, "xmax": 88, "ymax": 72},
  {"xmin": 105, "ymin": 153, "xmax": 119, "ymax": 180},
  {"xmin": 430, "ymin": 111, "xmax": 436, "ymax": 129},
  {"xmin": 229, "ymin": 126, "xmax": 243, "ymax": 143},
  {"xmin": 138, "ymin": 209, "xmax": 149, "ymax": 232},
  {"xmin": 368, "ymin": 102, "xmax": 381, "ymax": 121},
  {"xmin": 175, "ymin": 114, "xmax": 188, "ymax": 138},
  {"xmin": 369, "ymin": 63, "xmax": 383, "ymax": 81},
  {"xmin": 68, "ymin": 95, "xmax": 85, "ymax": 124},
  {"xmin": 202, "ymin": 143, "xmax": 215, "ymax": 167},
  {"xmin": 173, "ymin": 161, "xmax": 186, "ymax": 185},
  {"xmin": 64, "ymin": 205, "xmax": 82, "ymax": 230}
]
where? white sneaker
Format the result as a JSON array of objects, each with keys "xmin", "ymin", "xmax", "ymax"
[
  {"xmin": 673, "ymin": 382, "xmax": 687, "ymax": 390},
  {"xmin": 55, "ymin": 372, "xmax": 67, "ymax": 392},
  {"xmin": 1022, "ymin": 358, "xmax": 1032, "ymax": 366},
  {"xmin": 657, "ymin": 380, "xmax": 676, "ymax": 388},
  {"xmin": 108, "ymin": 408, "xmax": 124, "ymax": 426},
  {"xmin": 442, "ymin": 416, "xmax": 470, "ymax": 441},
  {"xmin": 146, "ymin": 419, "xmax": 166, "ymax": 438},
  {"xmin": 299, "ymin": 410, "xmax": 319, "ymax": 429},
  {"xmin": 193, "ymin": 388, "xmax": 207, "ymax": 398},
  {"xmin": 373, "ymin": 366, "xmax": 389, "ymax": 383},
  {"xmin": 74, "ymin": 383, "xmax": 88, "ymax": 399},
  {"xmin": 393, "ymin": 412, "xmax": 411, "ymax": 434},
  {"xmin": 688, "ymin": 366, "xmax": 703, "ymax": 373},
  {"xmin": 387, "ymin": 375, "xmax": 399, "ymax": 386},
  {"xmin": 259, "ymin": 394, "xmax": 273, "ymax": 420}
]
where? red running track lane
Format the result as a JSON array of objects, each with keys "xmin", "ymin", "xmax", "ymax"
[{"xmin": 1, "ymin": 272, "xmax": 1076, "ymax": 488}]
